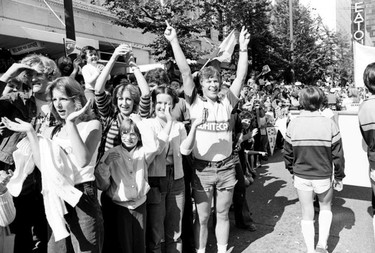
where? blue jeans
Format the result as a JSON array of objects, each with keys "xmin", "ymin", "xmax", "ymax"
[
  {"xmin": 47, "ymin": 181, "xmax": 104, "ymax": 253},
  {"xmin": 147, "ymin": 166, "xmax": 185, "ymax": 253}
]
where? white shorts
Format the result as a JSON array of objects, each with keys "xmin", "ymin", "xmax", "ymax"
[{"xmin": 294, "ymin": 175, "xmax": 332, "ymax": 194}]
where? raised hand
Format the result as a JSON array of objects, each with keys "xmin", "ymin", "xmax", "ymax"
[
  {"xmin": 114, "ymin": 44, "xmax": 131, "ymax": 58},
  {"xmin": 66, "ymin": 99, "xmax": 93, "ymax": 123},
  {"xmin": 192, "ymin": 108, "xmax": 207, "ymax": 129},
  {"xmin": 1, "ymin": 117, "xmax": 34, "ymax": 133},
  {"xmin": 164, "ymin": 21, "xmax": 177, "ymax": 42},
  {"xmin": 239, "ymin": 26, "xmax": 251, "ymax": 49},
  {"xmin": 0, "ymin": 63, "xmax": 37, "ymax": 83},
  {"xmin": 164, "ymin": 104, "xmax": 173, "ymax": 122},
  {"xmin": 73, "ymin": 58, "xmax": 82, "ymax": 71},
  {"xmin": 119, "ymin": 44, "xmax": 137, "ymax": 68}
]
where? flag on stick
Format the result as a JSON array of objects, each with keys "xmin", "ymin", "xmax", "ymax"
[
  {"xmin": 212, "ymin": 29, "xmax": 238, "ymax": 63},
  {"xmin": 64, "ymin": 38, "xmax": 77, "ymax": 56},
  {"xmin": 353, "ymin": 41, "xmax": 375, "ymax": 87}
]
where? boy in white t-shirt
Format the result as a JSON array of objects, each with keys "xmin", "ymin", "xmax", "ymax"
[
  {"xmin": 166, "ymin": 23, "xmax": 250, "ymax": 253},
  {"xmin": 80, "ymin": 46, "xmax": 107, "ymax": 101}
]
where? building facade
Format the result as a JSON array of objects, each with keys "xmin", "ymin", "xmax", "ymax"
[{"xmin": 0, "ymin": 0, "xmax": 158, "ymax": 73}]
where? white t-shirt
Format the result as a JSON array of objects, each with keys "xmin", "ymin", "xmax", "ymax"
[
  {"xmin": 52, "ymin": 120, "xmax": 101, "ymax": 184},
  {"xmin": 188, "ymin": 90, "xmax": 238, "ymax": 161},
  {"xmin": 82, "ymin": 64, "xmax": 109, "ymax": 91}
]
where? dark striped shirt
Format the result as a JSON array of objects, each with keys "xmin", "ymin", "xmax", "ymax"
[
  {"xmin": 358, "ymin": 95, "xmax": 375, "ymax": 169},
  {"xmin": 95, "ymin": 91, "xmax": 151, "ymax": 151},
  {"xmin": 283, "ymin": 110, "xmax": 345, "ymax": 180}
]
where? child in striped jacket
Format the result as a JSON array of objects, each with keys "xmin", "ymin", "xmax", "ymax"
[{"xmin": 283, "ymin": 86, "xmax": 345, "ymax": 253}]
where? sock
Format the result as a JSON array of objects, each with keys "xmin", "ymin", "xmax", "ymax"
[
  {"xmin": 217, "ymin": 244, "xmax": 227, "ymax": 253},
  {"xmin": 196, "ymin": 248, "xmax": 205, "ymax": 253},
  {"xmin": 317, "ymin": 210, "xmax": 332, "ymax": 249},
  {"xmin": 301, "ymin": 220, "xmax": 315, "ymax": 253}
]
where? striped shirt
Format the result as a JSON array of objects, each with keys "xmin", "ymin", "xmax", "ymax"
[
  {"xmin": 283, "ymin": 110, "xmax": 345, "ymax": 180},
  {"xmin": 95, "ymin": 91, "xmax": 151, "ymax": 151},
  {"xmin": 358, "ymin": 95, "xmax": 375, "ymax": 169}
]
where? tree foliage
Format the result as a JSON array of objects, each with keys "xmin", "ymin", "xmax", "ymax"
[
  {"xmin": 201, "ymin": 0, "xmax": 281, "ymax": 76},
  {"xmin": 103, "ymin": 0, "xmax": 207, "ymax": 61},
  {"xmin": 103, "ymin": 0, "xmax": 353, "ymax": 85},
  {"xmin": 271, "ymin": 0, "xmax": 353, "ymax": 85}
]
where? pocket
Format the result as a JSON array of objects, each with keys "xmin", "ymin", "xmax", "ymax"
[{"xmin": 147, "ymin": 187, "xmax": 161, "ymax": 204}]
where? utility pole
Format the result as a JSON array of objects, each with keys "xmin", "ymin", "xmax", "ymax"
[
  {"xmin": 289, "ymin": 0, "xmax": 293, "ymax": 52},
  {"xmin": 64, "ymin": 0, "xmax": 76, "ymax": 40},
  {"xmin": 288, "ymin": 0, "xmax": 295, "ymax": 84}
]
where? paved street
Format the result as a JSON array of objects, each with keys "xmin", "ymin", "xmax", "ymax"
[{"xmin": 206, "ymin": 149, "xmax": 375, "ymax": 253}]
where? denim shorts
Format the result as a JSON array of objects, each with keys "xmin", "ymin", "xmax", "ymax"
[
  {"xmin": 192, "ymin": 156, "xmax": 237, "ymax": 192},
  {"xmin": 294, "ymin": 175, "xmax": 332, "ymax": 194}
]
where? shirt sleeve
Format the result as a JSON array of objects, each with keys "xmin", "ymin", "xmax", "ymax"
[
  {"xmin": 95, "ymin": 150, "xmax": 112, "ymax": 191},
  {"xmin": 283, "ymin": 123, "xmax": 294, "ymax": 174},
  {"xmin": 331, "ymin": 122, "xmax": 345, "ymax": 181},
  {"xmin": 139, "ymin": 95, "xmax": 151, "ymax": 118},
  {"xmin": 95, "ymin": 92, "xmax": 113, "ymax": 120},
  {"xmin": 0, "ymin": 190, "xmax": 16, "ymax": 227}
]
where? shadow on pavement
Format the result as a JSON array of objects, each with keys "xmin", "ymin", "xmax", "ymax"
[{"xmin": 225, "ymin": 150, "xmax": 298, "ymax": 253}]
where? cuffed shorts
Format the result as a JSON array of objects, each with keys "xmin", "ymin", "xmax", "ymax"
[{"xmin": 294, "ymin": 175, "xmax": 332, "ymax": 194}]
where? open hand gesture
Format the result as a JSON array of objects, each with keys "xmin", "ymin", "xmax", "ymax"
[
  {"xmin": 164, "ymin": 104, "xmax": 173, "ymax": 122},
  {"xmin": 66, "ymin": 99, "xmax": 92, "ymax": 123},
  {"xmin": 1, "ymin": 117, "xmax": 34, "ymax": 133}
]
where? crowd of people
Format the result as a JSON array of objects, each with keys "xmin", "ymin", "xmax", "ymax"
[{"xmin": 0, "ymin": 21, "xmax": 374, "ymax": 253}]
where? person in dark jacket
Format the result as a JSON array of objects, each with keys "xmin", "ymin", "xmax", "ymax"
[
  {"xmin": 283, "ymin": 86, "xmax": 345, "ymax": 253},
  {"xmin": 359, "ymin": 62, "xmax": 375, "ymax": 244}
]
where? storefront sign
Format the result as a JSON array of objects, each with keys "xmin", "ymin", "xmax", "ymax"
[
  {"xmin": 352, "ymin": 2, "xmax": 365, "ymax": 44},
  {"xmin": 9, "ymin": 41, "xmax": 45, "ymax": 55}
]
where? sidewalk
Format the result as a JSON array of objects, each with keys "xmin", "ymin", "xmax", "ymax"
[{"xmin": 206, "ymin": 149, "xmax": 375, "ymax": 253}]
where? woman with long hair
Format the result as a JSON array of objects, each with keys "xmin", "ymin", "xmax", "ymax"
[{"xmin": 2, "ymin": 76, "xmax": 104, "ymax": 253}]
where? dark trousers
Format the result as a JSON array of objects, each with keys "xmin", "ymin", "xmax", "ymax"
[
  {"xmin": 233, "ymin": 162, "xmax": 253, "ymax": 227},
  {"xmin": 181, "ymin": 156, "xmax": 195, "ymax": 253},
  {"xmin": 101, "ymin": 193, "xmax": 146, "ymax": 253},
  {"xmin": 10, "ymin": 172, "xmax": 47, "ymax": 253}
]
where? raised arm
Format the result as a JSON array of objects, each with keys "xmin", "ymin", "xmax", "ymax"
[
  {"xmin": 1, "ymin": 117, "xmax": 41, "ymax": 168},
  {"xmin": 69, "ymin": 58, "xmax": 81, "ymax": 79},
  {"xmin": 180, "ymin": 112, "xmax": 205, "ymax": 155},
  {"xmin": 66, "ymin": 100, "xmax": 102, "ymax": 167},
  {"xmin": 164, "ymin": 22, "xmax": 195, "ymax": 97},
  {"xmin": 81, "ymin": 65, "xmax": 101, "ymax": 86},
  {"xmin": 127, "ymin": 50, "xmax": 150, "ymax": 96},
  {"xmin": 95, "ymin": 44, "xmax": 129, "ymax": 94},
  {"xmin": 230, "ymin": 26, "xmax": 250, "ymax": 97}
]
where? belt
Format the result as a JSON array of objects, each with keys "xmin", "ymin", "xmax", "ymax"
[{"xmin": 194, "ymin": 155, "xmax": 233, "ymax": 168}]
